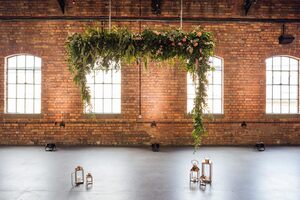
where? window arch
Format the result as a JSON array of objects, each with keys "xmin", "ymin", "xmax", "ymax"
[
  {"xmin": 85, "ymin": 61, "xmax": 121, "ymax": 114},
  {"xmin": 266, "ymin": 56, "xmax": 299, "ymax": 114},
  {"xmin": 187, "ymin": 56, "xmax": 223, "ymax": 114},
  {"xmin": 5, "ymin": 54, "xmax": 41, "ymax": 114}
]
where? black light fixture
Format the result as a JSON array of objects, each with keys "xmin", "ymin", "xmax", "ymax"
[
  {"xmin": 151, "ymin": 143, "xmax": 160, "ymax": 152},
  {"xmin": 243, "ymin": 0, "xmax": 257, "ymax": 15},
  {"xmin": 45, "ymin": 143, "xmax": 57, "ymax": 151},
  {"xmin": 279, "ymin": 24, "xmax": 295, "ymax": 45},
  {"xmin": 57, "ymin": 0, "xmax": 66, "ymax": 14},
  {"xmin": 241, "ymin": 121, "xmax": 247, "ymax": 128},
  {"xmin": 255, "ymin": 142, "xmax": 265, "ymax": 151},
  {"xmin": 151, "ymin": 0, "xmax": 162, "ymax": 15}
]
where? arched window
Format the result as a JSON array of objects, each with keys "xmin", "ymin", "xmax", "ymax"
[
  {"xmin": 266, "ymin": 56, "xmax": 299, "ymax": 114},
  {"xmin": 187, "ymin": 56, "xmax": 223, "ymax": 114},
  {"xmin": 85, "ymin": 62, "xmax": 121, "ymax": 114},
  {"xmin": 6, "ymin": 54, "xmax": 41, "ymax": 114}
]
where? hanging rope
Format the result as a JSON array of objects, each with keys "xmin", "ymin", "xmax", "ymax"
[
  {"xmin": 109, "ymin": 0, "xmax": 112, "ymax": 31},
  {"xmin": 180, "ymin": 0, "xmax": 183, "ymax": 29}
]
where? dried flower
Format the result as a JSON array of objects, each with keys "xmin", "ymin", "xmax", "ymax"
[
  {"xmin": 193, "ymin": 42, "xmax": 198, "ymax": 47},
  {"xmin": 178, "ymin": 42, "xmax": 183, "ymax": 46},
  {"xmin": 188, "ymin": 47, "xmax": 194, "ymax": 54},
  {"xmin": 182, "ymin": 37, "xmax": 187, "ymax": 42},
  {"xmin": 197, "ymin": 32, "xmax": 202, "ymax": 37},
  {"xmin": 171, "ymin": 42, "xmax": 175, "ymax": 46}
]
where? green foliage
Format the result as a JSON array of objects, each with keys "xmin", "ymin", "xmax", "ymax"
[{"xmin": 66, "ymin": 27, "xmax": 215, "ymax": 147}]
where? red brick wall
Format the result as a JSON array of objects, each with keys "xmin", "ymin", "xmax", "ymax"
[{"xmin": 0, "ymin": 0, "xmax": 299, "ymax": 145}]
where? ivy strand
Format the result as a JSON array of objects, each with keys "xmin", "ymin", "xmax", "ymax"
[{"xmin": 66, "ymin": 27, "xmax": 215, "ymax": 146}]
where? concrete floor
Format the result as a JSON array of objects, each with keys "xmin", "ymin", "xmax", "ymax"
[{"xmin": 0, "ymin": 146, "xmax": 299, "ymax": 200}]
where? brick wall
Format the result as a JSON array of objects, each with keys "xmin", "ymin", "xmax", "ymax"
[{"xmin": 0, "ymin": 0, "xmax": 299, "ymax": 145}]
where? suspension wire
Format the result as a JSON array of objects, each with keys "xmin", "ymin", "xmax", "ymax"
[
  {"xmin": 109, "ymin": 0, "xmax": 112, "ymax": 31},
  {"xmin": 180, "ymin": 0, "xmax": 183, "ymax": 29}
]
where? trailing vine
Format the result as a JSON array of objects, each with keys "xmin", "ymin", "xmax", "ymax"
[{"xmin": 66, "ymin": 27, "xmax": 215, "ymax": 146}]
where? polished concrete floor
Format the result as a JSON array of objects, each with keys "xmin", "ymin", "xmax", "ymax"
[{"xmin": 0, "ymin": 146, "xmax": 299, "ymax": 200}]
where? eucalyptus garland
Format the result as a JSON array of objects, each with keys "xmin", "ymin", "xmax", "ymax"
[{"xmin": 66, "ymin": 27, "xmax": 215, "ymax": 146}]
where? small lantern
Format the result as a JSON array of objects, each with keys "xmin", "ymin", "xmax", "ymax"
[
  {"xmin": 86, "ymin": 173, "xmax": 93, "ymax": 185},
  {"xmin": 71, "ymin": 166, "xmax": 84, "ymax": 186},
  {"xmin": 190, "ymin": 160, "xmax": 200, "ymax": 182},
  {"xmin": 200, "ymin": 158, "xmax": 212, "ymax": 184}
]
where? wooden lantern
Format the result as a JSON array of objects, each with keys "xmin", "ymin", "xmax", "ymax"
[
  {"xmin": 190, "ymin": 160, "xmax": 200, "ymax": 182},
  {"xmin": 71, "ymin": 166, "xmax": 84, "ymax": 186}
]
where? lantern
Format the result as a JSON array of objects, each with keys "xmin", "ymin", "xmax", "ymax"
[
  {"xmin": 200, "ymin": 158, "xmax": 212, "ymax": 184},
  {"xmin": 86, "ymin": 173, "xmax": 93, "ymax": 185},
  {"xmin": 190, "ymin": 160, "xmax": 200, "ymax": 182},
  {"xmin": 71, "ymin": 166, "xmax": 84, "ymax": 186}
]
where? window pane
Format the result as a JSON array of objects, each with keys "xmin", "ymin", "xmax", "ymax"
[
  {"xmin": 273, "ymin": 86, "xmax": 280, "ymax": 99},
  {"xmin": 112, "ymin": 99, "xmax": 121, "ymax": 113},
  {"xmin": 25, "ymin": 99, "xmax": 34, "ymax": 113},
  {"xmin": 17, "ymin": 70, "xmax": 26, "ymax": 84},
  {"xmin": 94, "ymin": 84, "xmax": 103, "ymax": 98},
  {"xmin": 8, "ymin": 84, "xmax": 16, "ymax": 98},
  {"xmin": 34, "ymin": 99, "xmax": 41, "ymax": 113},
  {"xmin": 266, "ymin": 58, "xmax": 272, "ymax": 70},
  {"xmin": 17, "ymin": 84, "xmax": 25, "ymax": 98},
  {"xmin": 290, "ymin": 59, "xmax": 298, "ymax": 71},
  {"xmin": 290, "ymin": 100, "xmax": 298, "ymax": 113},
  {"xmin": 213, "ymin": 85, "xmax": 222, "ymax": 98},
  {"xmin": 290, "ymin": 71, "xmax": 298, "ymax": 85},
  {"xmin": 35, "ymin": 85, "xmax": 41, "ymax": 99},
  {"xmin": 281, "ymin": 86, "xmax": 289, "ymax": 100},
  {"xmin": 17, "ymin": 55, "xmax": 26, "ymax": 69},
  {"xmin": 281, "ymin": 100, "xmax": 289, "ymax": 113},
  {"xmin": 187, "ymin": 73, "xmax": 194, "ymax": 84},
  {"xmin": 187, "ymin": 99, "xmax": 194, "ymax": 113},
  {"xmin": 206, "ymin": 99, "xmax": 213, "ymax": 113},
  {"xmin": 213, "ymin": 71, "xmax": 222, "ymax": 84},
  {"xmin": 273, "ymin": 57, "xmax": 281, "ymax": 70},
  {"xmin": 26, "ymin": 55, "xmax": 34, "ymax": 69},
  {"xmin": 206, "ymin": 71, "xmax": 212, "ymax": 84},
  {"xmin": 94, "ymin": 99, "xmax": 103, "ymax": 113},
  {"xmin": 266, "ymin": 85, "xmax": 272, "ymax": 99},
  {"xmin": 7, "ymin": 70, "xmax": 16, "ymax": 83},
  {"xmin": 266, "ymin": 71, "xmax": 272, "ymax": 84},
  {"xmin": 113, "ymin": 70, "xmax": 121, "ymax": 84},
  {"xmin": 103, "ymin": 85, "xmax": 112, "ymax": 98},
  {"xmin": 272, "ymin": 100, "xmax": 280, "ymax": 113},
  {"xmin": 86, "ymin": 73, "xmax": 94, "ymax": 84},
  {"xmin": 26, "ymin": 85, "xmax": 34, "ymax": 98},
  {"xmin": 35, "ymin": 71, "xmax": 41, "ymax": 84},
  {"xmin": 87, "ymin": 84, "xmax": 95, "ymax": 98},
  {"xmin": 103, "ymin": 71, "xmax": 112, "ymax": 83},
  {"xmin": 290, "ymin": 86, "xmax": 298, "ymax": 99},
  {"xmin": 213, "ymin": 100, "xmax": 222, "ymax": 114},
  {"xmin": 281, "ymin": 57, "xmax": 289, "ymax": 71},
  {"xmin": 103, "ymin": 99, "xmax": 112, "ymax": 113},
  {"xmin": 7, "ymin": 57, "xmax": 16, "ymax": 69},
  {"xmin": 26, "ymin": 70, "xmax": 34, "ymax": 84},
  {"xmin": 266, "ymin": 100, "xmax": 272, "ymax": 113},
  {"xmin": 113, "ymin": 84, "xmax": 121, "ymax": 99},
  {"xmin": 273, "ymin": 71, "xmax": 280, "ymax": 84},
  {"xmin": 188, "ymin": 84, "xmax": 196, "ymax": 96},
  {"xmin": 95, "ymin": 71, "xmax": 103, "ymax": 83},
  {"xmin": 34, "ymin": 57, "xmax": 41, "ymax": 69},
  {"xmin": 281, "ymin": 72, "xmax": 289, "ymax": 84},
  {"xmin": 7, "ymin": 99, "xmax": 16, "ymax": 113},
  {"xmin": 17, "ymin": 99, "xmax": 25, "ymax": 113},
  {"xmin": 213, "ymin": 59, "xmax": 222, "ymax": 70}
]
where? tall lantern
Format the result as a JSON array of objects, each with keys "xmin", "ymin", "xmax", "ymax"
[
  {"xmin": 200, "ymin": 158, "xmax": 212, "ymax": 184},
  {"xmin": 190, "ymin": 160, "xmax": 200, "ymax": 182},
  {"xmin": 71, "ymin": 166, "xmax": 84, "ymax": 186}
]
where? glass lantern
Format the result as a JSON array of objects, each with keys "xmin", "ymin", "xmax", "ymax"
[
  {"xmin": 200, "ymin": 158, "xmax": 212, "ymax": 184},
  {"xmin": 190, "ymin": 160, "xmax": 200, "ymax": 182},
  {"xmin": 86, "ymin": 173, "xmax": 93, "ymax": 185},
  {"xmin": 71, "ymin": 166, "xmax": 84, "ymax": 186}
]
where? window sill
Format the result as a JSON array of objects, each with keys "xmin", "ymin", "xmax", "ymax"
[
  {"xmin": 265, "ymin": 114, "xmax": 300, "ymax": 119},
  {"xmin": 83, "ymin": 113, "xmax": 123, "ymax": 119},
  {"xmin": 3, "ymin": 114, "xmax": 42, "ymax": 119}
]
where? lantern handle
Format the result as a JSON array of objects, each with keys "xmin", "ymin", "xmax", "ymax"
[{"xmin": 191, "ymin": 159, "xmax": 199, "ymax": 165}]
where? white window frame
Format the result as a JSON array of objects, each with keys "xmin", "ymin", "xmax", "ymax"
[
  {"xmin": 187, "ymin": 56, "xmax": 224, "ymax": 114},
  {"xmin": 266, "ymin": 55, "xmax": 299, "ymax": 114},
  {"xmin": 85, "ymin": 65, "xmax": 121, "ymax": 114},
  {"xmin": 5, "ymin": 54, "xmax": 42, "ymax": 114}
]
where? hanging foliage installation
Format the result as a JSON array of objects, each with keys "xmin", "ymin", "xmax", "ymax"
[{"xmin": 66, "ymin": 27, "xmax": 215, "ymax": 146}]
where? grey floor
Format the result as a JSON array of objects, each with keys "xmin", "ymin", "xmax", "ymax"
[{"xmin": 0, "ymin": 146, "xmax": 299, "ymax": 200}]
